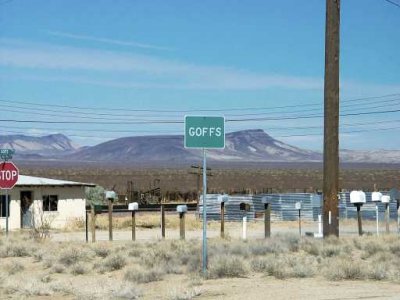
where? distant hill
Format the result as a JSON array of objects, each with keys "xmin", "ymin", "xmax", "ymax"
[
  {"xmin": 0, "ymin": 134, "xmax": 77, "ymax": 156},
  {"xmin": 2, "ymin": 130, "xmax": 400, "ymax": 164},
  {"xmin": 69, "ymin": 129, "xmax": 322, "ymax": 163}
]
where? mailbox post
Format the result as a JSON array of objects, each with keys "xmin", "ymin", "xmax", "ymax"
[
  {"xmin": 261, "ymin": 196, "xmax": 271, "ymax": 238},
  {"xmin": 240, "ymin": 203, "xmax": 250, "ymax": 240},
  {"xmin": 177, "ymin": 205, "xmax": 188, "ymax": 240},
  {"xmin": 350, "ymin": 191, "xmax": 366, "ymax": 236},
  {"xmin": 295, "ymin": 202, "xmax": 302, "ymax": 236},
  {"xmin": 372, "ymin": 191, "xmax": 383, "ymax": 236},
  {"xmin": 381, "ymin": 195, "xmax": 391, "ymax": 234},
  {"xmin": 128, "ymin": 202, "xmax": 139, "ymax": 241},
  {"xmin": 218, "ymin": 195, "xmax": 228, "ymax": 238},
  {"xmin": 105, "ymin": 191, "xmax": 117, "ymax": 241}
]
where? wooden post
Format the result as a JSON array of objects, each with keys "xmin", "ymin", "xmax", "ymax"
[
  {"xmin": 264, "ymin": 203, "xmax": 271, "ymax": 238},
  {"xmin": 385, "ymin": 203, "xmax": 390, "ymax": 234},
  {"xmin": 132, "ymin": 211, "xmax": 136, "ymax": 241},
  {"xmin": 179, "ymin": 212, "xmax": 185, "ymax": 240},
  {"xmin": 298, "ymin": 209, "xmax": 302, "ymax": 237},
  {"xmin": 356, "ymin": 204, "xmax": 363, "ymax": 236},
  {"xmin": 91, "ymin": 205, "xmax": 96, "ymax": 243},
  {"xmin": 220, "ymin": 202, "xmax": 225, "ymax": 238},
  {"xmin": 323, "ymin": 0, "xmax": 341, "ymax": 238},
  {"xmin": 161, "ymin": 204, "xmax": 165, "ymax": 239},
  {"xmin": 85, "ymin": 210, "xmax": 88, "ymax": 243},
  {"xmin": 108, "ymin": 199, "xmax": 113, "ymax": 241}
]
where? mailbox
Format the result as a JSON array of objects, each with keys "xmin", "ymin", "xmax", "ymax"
[
  {"xmin": 371, "ymin": 192, "xmax": 383, "ymax": 202},
  {"xmin": 239, "ymin": 203, "xmax": 250, "ymax": 211},
  {"xmin": 261, "ymin": 196, "xmax": 272, "ymax": 204},
  {"xmin": 218, "ymin": 195, "xmax": 229, "ymax": 203},
  {"xmin": 295, "ymin": 202, "xmax": 302, "ymax": 210},
  {"xmin": 381, "ymin": 195, "xmax": 390, "ymax": 204},
  {"xmin": 350, "ymin": 191, "xmax": 366, "ymax": 204},
  {"xmin": 176, "ymin": 205, "xmax": 188, "ymax": 213},
  {"xmin": 128, "ymin": 202, "xmax": 139, "ymax": 211},
  {"xmin": 105, "ymin": 191, "xmax": 117, "ymax": 201}
]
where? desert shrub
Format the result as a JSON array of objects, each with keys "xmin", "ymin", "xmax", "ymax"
[
  {"xmin": 301, "ymin": 241, "xmax": 321, "ymax": 256},
  {"xmin": 6, "ymin": 261, "xmax": 25, "ymax": 275},
  {"xmin": 250, "ymin": 256, "xmax": 275, "ymax": 273},
  {"xmin": 102, "ymin": 254, "xmax": 127, "ymax": 272},
  {"xmin": 70, "ymin": 264, "xmax": 88, "ymax": 275},
  {"xmin": 208, "ymin": 255, "xmax": 248, "ymax": 279},
  {"xmin": 51, "ymin": 264, "xmax": 66, "ymax": 274},
  {"xmin": 262, "ymin": 255, "xmax": 316, "ymax": 279},
  {"xmin": 324, "ymin": 259, "xmax": 366, "ymax": 281},
  {"xmin": 363, "ymin": 240, "xmax": 386, "ymax": 258},
  {"xmin": 92, "ymin": 245, "xmax": 111, "ymax": 258},
  {"xmin": 367, "ymin": 262, "xmax": 390, "ymax": 280},
  {"xmin": 58, "ymin": 247, "xmax": 83, "ymax": 266},
  {"xmin": 4, "ymin": 243, "xmax": 31, "ymax": 257},
  {"xmin": 321, "ymin": 245, "xmax": 342, "ymax": 258},
  {"xmin": 124, "ymin": 266, "xmax": 164, "ymax": 283}
]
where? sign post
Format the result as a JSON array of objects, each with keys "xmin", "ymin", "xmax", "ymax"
[
  {"xmin": 0, "ymin": 150, "xmax": 18, "ymax": 236},
  {"xmin": 184, "ymin": 116, "xmax": 225, "ymax": 276}
]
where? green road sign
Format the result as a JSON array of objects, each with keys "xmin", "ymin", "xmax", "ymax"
[
  {"xmin": 184, "ymin": 116, "xmax": 225, "ymax": 149},
  {"xmin": 0, "ymin": 149, "xmax": 15, "ymax": 161}
]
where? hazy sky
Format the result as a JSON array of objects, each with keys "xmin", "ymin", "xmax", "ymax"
[{"xmin": 0, "ymin": 0, "xmax": 399, "ymax": 150}]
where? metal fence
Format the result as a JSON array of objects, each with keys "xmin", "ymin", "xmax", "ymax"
[{"xmin": 198, "ymin": 192, "xmax": 398, "ymax": 222}]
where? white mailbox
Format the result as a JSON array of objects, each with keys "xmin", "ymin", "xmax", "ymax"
[
  {"xmin": 261, "ymin": 196, "xmax": 273, "ymax": 204},
  {"xmin": 128, "ymin": 202, "xmax": 139, "ymax": 211},
  {"xmin": 295, "ymin": 202, "xmax": 302, "ymax": 210},
  {"xmin": 176, "ymin": 205, "xmax": 188, "ymax": 213},
  {"xmin": 381, "ymin": 195, "xmax": 390, "ymax": 204},
  {"xmin": 371, "ymin": 192, "xmax": 383, "ymax": 202},
  {"xmin": 105, "ymin": 191, "xmax": 117, "ymax": 200},
  {"xmin": 350, "ymin": 191, "xmax": 366, "ymax": 204},
  {"xmin": 218, "ymin": 195, "xmax": 229, "ymax": 203}
]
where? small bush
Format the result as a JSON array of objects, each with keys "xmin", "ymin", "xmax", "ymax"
[
  {"xmin": 5, "ymin": 244, "xmax": 31, "ymax": 257},
  {"xmin": 70, "ymin": 264, "xmax": 88, "ymax": 275},
  {"xmin": 51, "ymin": 264, "xmax": 66, "ymax": 274},
  {"xmin": 58, "ymin": 248, "xmax": 82, "ymax": 266},
  {"xmin": 112, "ymin": 286, "xmax": 142, "ymax": 299},
  {"xmin": 6, "ymin": 261, "xmax": 25, "ymax": 275},
  {"xmin": 251, "ymin": 256, "xmax": 275, "ymax": 273},
  {"xmin": 93, "ymin": 246, "xmax": 111, "ymax": 258},
  {"xmin": 208, "ymin": 255, "xmax": 248, "ymax": 279},
  {"xmin": 124, "ymin": 266, "xmax": 164, "ymax": 283},
  {"xmin": 103, "ymin": 254, "xmax": 127, "ymax": 272},
  {"xmin": 321, "ymin": 245, "xmax": 342, "ymax": 258},
  {"xmin": 324, "ymin": 259, "xmax": 366, "ymax": 281}
]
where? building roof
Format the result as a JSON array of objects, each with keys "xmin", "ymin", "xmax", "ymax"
[{"xmin": 16, "ymin": 175, "xmax": 96, "ymax": 187}]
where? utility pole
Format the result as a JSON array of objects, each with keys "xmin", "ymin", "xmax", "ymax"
[
  {"xmin": 323, "ymin": 0, "xmax": 340, "ymax": 237},
  {"xmin": 189, "ymin": 165, "xmax": 212, "ymax": 196}
]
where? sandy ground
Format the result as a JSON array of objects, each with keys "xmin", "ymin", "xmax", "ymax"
[{"xmin": 3, "ymin": 217, "xmax": 400, "ymax": 299}]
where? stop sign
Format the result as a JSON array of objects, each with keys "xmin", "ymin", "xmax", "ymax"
[{"xmin": 0, "ymin": 162, "xmax": 19, "ymax": 189}]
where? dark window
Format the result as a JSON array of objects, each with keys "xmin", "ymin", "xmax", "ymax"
[
  {"xmin": 42, "ymin": 195, "xmax": 58, "ymax": 211},
  {"xmin": 0, "ymin": 195, "xmax": 11, "ymax": 217}
]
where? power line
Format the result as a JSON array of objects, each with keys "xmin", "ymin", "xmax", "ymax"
[
  {"xmin": 384, "ymin": 0, "xmax": 400, "ymax": 8},
  {"xmin": 0, "ymin": 93, "xmax": 398, "ymax": 114}
]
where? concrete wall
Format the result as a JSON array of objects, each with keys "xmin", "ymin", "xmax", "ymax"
[{"xmin": 0, "ymin": 186, "xmax": 86, "ymax": 230}]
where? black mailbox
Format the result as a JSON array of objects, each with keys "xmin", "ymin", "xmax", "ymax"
[{"xmin": 240, "ymin": 203, "xmax": 250, "ymax": 212}]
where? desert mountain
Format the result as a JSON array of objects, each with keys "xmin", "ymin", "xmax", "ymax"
[
  {"xmin": 69, "ymin": 129, "xmax": 322, "ymax": 163},
  {"xmin": 2, "ymin": 130, "xmax": 399, "ymax": 164},
  {"xmin": 0, "ymin": 134, "xmax": 77, "ymax": 157}
]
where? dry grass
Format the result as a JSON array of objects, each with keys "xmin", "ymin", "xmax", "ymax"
[{"xmin": 2, "ymin": 233, "xmax": 400, "ymax": 299}]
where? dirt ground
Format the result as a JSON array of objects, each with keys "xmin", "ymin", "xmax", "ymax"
[{"xmin": 3, "ymin": 218, "xmax": 400, "ymax": 300}]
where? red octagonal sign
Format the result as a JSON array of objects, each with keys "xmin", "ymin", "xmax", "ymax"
[{"xmin": 0, "ymin": 162, "xmax": 19, "ymax": 189}]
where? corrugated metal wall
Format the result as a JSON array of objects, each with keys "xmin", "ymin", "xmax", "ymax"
[{"xmin": 197, "ymin": 192, "xmax": 398, "ymax": 222}]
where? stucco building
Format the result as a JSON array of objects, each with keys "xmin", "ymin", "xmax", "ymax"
[{"xmin": 0, "ymin": 175, "xmax": 95, "ymax": 230}]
